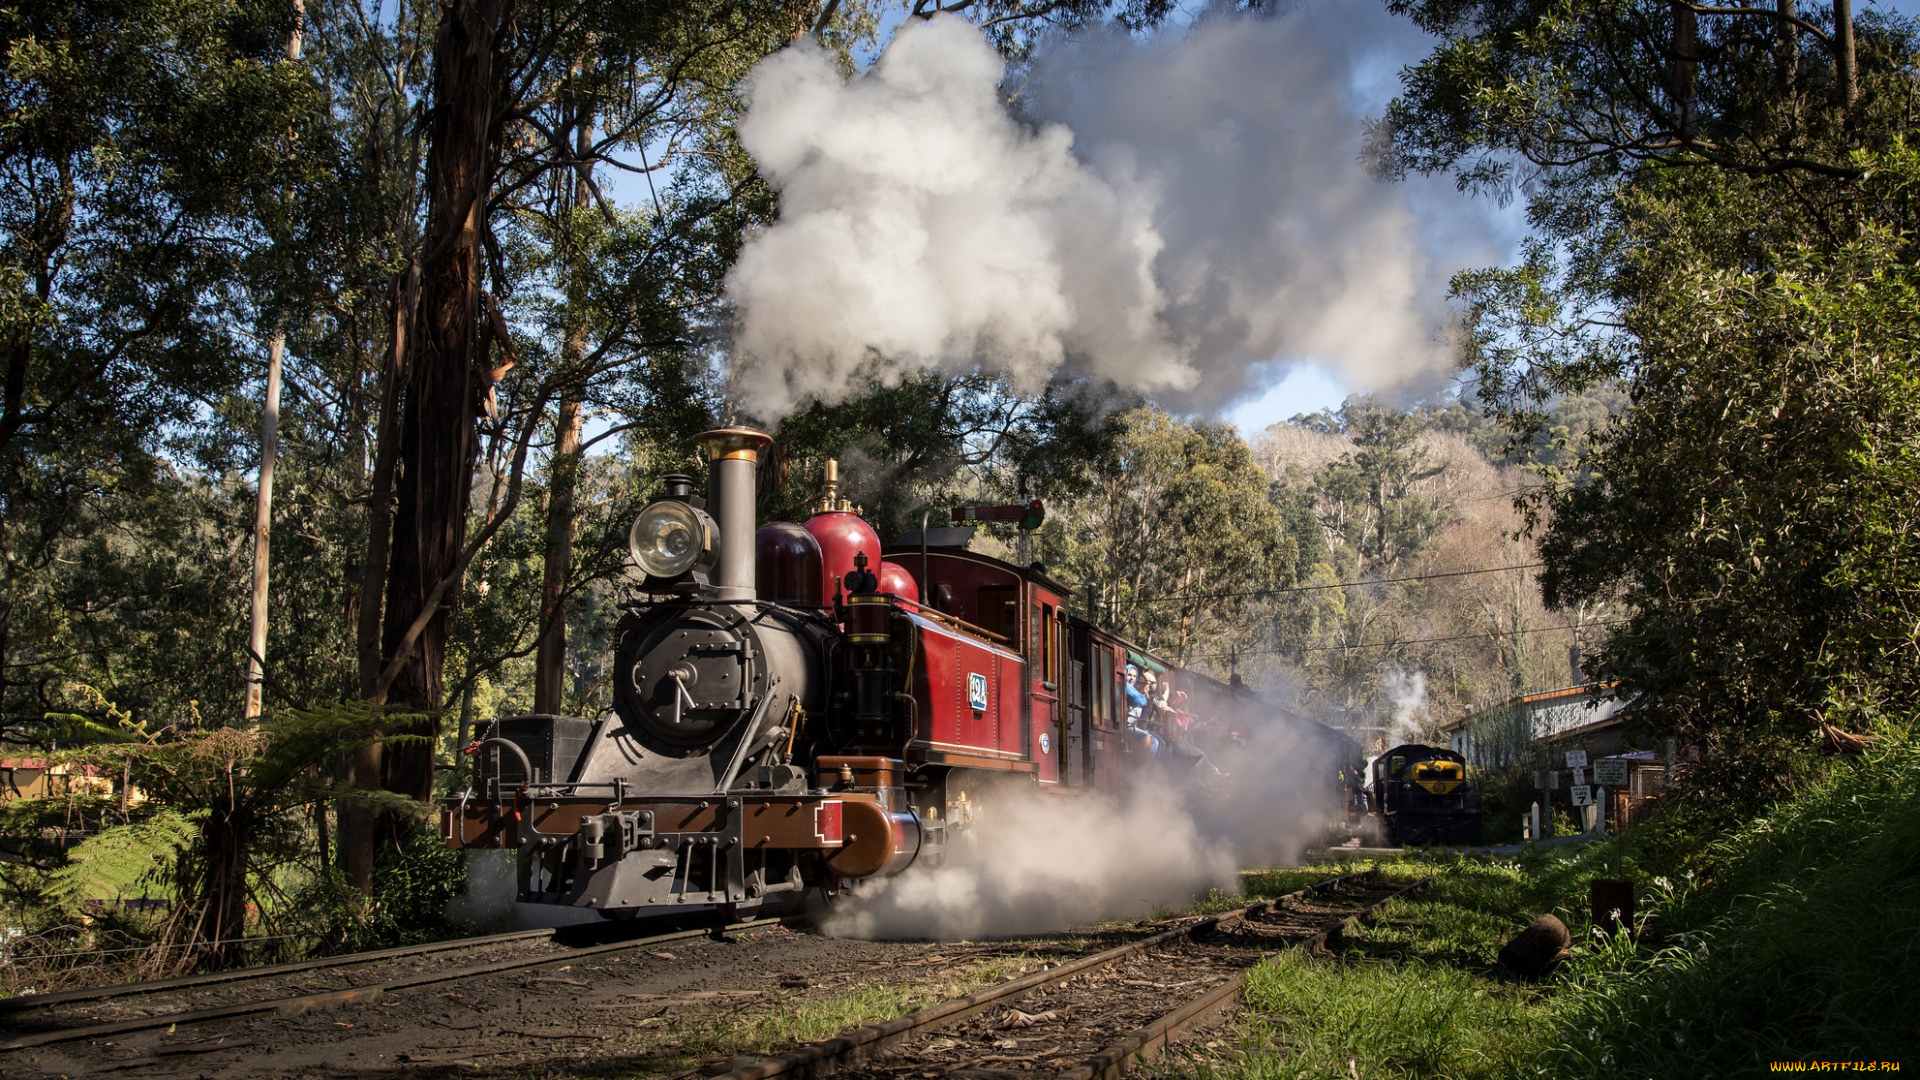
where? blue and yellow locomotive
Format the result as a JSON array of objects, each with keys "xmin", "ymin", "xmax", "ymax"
[{"xmin": 1368, "ymin": 743, "xmax": 1482, "ymax": 845}]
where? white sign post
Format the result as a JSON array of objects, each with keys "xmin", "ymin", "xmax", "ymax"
[
  {"xmin": 1570, "ymin": 784, "xmax": 1594, "ymax": 807},
  {"xmin": 1571, "ymin": 766, "xmax": 1587, "ymax": 787},
  {"xmin": 1565, "ymin": 749, "xmax": 1589, "ymax": 769},
  {"xmin": 1594, "ymin": 759, "xmax": 1629, "ymax": 787}
]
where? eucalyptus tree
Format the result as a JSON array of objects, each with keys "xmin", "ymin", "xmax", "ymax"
[
  {"xmin": 1378, "ymin": 0, "xmax": 1920, "ymax": 792},
  {"xmin": 1039, "ymin": 407, "xmax": 1292, "ymax": 668},
  {"xmin": 0, "ymin": 0, "xmax": 324, "ymax": 737},
  {"xmin": 339, "ymin": 0, "xmax": 843, "ymax": 889}
]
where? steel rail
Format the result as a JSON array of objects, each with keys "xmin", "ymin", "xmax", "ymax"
[
  {"xmin": 707, "ymin": 869, "xmax": 1381, "ymax": 1080},
  {"xmin": 1057, "ymin": 875, "xmax": 1434, "ymax": 1080},
  {"xmin": 0, "ymin": 917, "xmax": 793, "ymax": 1053},
  {"xmin": 0, "ymin": 926, "xmax": 559, "ymax": 1014}
]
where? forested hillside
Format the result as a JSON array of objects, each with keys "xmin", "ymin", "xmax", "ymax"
[{"xmin": 1027, "ymin": 391, "xmax": 1622, "ymax": 742}]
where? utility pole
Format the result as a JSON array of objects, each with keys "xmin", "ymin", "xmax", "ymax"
[{"xmin": 244, "ymin": 0, "xmax": 304, "ymax": 723}]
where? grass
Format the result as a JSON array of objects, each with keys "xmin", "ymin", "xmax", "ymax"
[
  {"xmin": 578, "ymin": 953, "xmax": 1038, "ymax": 1077},
  {"xmin": 1165, "ymin": 731, "xmax": 1920, "ymax": 1079},
  {"xmin": 1223, "ymin": 953, "xmax": 1543, "ymax": 1080},
  {"xmin": 1526, "ymin": 735, "xmax": 1920, "ymax": 1076}
]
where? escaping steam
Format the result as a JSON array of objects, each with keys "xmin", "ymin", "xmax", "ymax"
[
  {"xmin": 447, "ymin": 850, "xmax": 601, "ymax": 929},
  {"xmin": 725, "ymin": 4, "xmax": 1485, "ymax": 417},
  {"xmin": 1382, "ymin": 664, "xmax": 1431, "ymax": 748},
  {"xmin": 825, "ymin": 712, "xmax": 1360, "ymax": 941},
  {"xmin": 823, "ymin": 779, "xmax": 1236, "ymax": 940}
]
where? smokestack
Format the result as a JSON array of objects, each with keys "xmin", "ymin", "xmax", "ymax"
[{"xmin": 696, "ymin": 428, "xmax": 773, "ymax": 602}]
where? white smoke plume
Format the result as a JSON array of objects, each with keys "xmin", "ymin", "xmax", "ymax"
[
  {"xmin": 725, "ymin": 4, "xmax": 1490, "ymax": 418},
  {"xmin": 823, "ymin": 706, "xmax": 1365, "ymax": 941},
  {"xmin": 1382, "ymin": 664, "xmax": 1431, "ymax": 748},
  {"xmin": 823, "ymin": 779, "xmax": 1237, "ymax": 941}
]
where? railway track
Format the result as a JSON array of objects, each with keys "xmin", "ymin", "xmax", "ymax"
[
  {"xmin": 709, "ymin": 869, "xmax": 1430, "ymax": 1080},
  {"xmin": 0, "ymin": 910, "xmax": 779, "ymax": 1053},
  {"xmin": 1, "ymin": 870, "xmax": 1429, "ymax": 1077}
]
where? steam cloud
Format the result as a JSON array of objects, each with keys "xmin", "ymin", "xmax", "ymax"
[
  {"xmin": 824, "ymin": 780, "xmax": 1237, "ymax": 940},
  {"xmin": 447, "ymin": 850, "xmax": 602, "ymax": 930},
  {"xmin": 825, "ymin": 717, "xmax": 1360, "ymax": 941},
  {"xmin": 1383, "ymin": 664, "xmax": 1431, "ymax": 748},
  {"xmin": 725, "ymin": 4, "xmax": 1486, "ymax": 417}
]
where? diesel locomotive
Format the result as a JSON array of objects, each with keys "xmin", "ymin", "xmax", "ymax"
[
  {"xmin": 1368, "ymin": 743, "xmax": 1482, "ymax": 845},
  {"xmin": 442, "ymin": 427, "xmax": 1360, "ymax": 920}
]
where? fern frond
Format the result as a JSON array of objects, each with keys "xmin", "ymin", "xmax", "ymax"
[
  {"xmin": 0, "ymin": 793, "xmax": 123, "ymax": 833},
  {"xmin": 43, "ymin": 810, "xmax": 201, "ymax": 913},
  {"xmin": 40, "ymin": 712, "xmax": 141, "ymax": 745}
]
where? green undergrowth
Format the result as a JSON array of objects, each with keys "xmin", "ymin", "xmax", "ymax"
[
  {"xmin": 1529, "ymin": 732, "xmax": 1920, "ymax": 1075},
  {"xmin": 1168, "ymin": 731, "xmax": 1920, "ymax": 1079}
]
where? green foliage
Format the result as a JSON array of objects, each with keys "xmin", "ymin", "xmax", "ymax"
[
  {"xmin": 1190, "ymin": 738, "xmax": 1919, "ymax": 1076},
  {"xmin": 1376, "ymin": 0, "xmax": 1920, "ymax": 785},
  {"xmin": 1536, "ymin": 160, "xmax": 1920, "ymax": 791},
  {"xmin": 1298, "ymin": 398, "xmax": 1446, "ymax": 570},
  {"xmin": 41, "ymin": 809, "xmax": 199, "ymax": 915},
  {"xmin": 756, "ymin": 374, "xmax": 1127, "ymax": 547},
  {"xmin": 278, "ymin": 826, "xmax": 466, "ymax": 952},
  {"xmin": 0, "ymin": 698, "xmax": 427, "ymax": 974},
  {"xmin": 1043, "ymin": 405, "xmax": 1290, "ymax": 665},
  {"xmin": 1526, "ymin": 732, "xmax": 1920, "ymax": 1074}
]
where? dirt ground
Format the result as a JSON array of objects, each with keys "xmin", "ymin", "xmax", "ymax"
[{"xmin": 4, "ymin": 922, "xmax": 1115, "ymax": 1079}]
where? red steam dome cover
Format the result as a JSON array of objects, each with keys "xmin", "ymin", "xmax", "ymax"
[
  {"xmin": 756, "ymin": 521, "xmax": 823, "ymax": 606},
  {"xmin": 805, "ymin": 510, "xmax": 882, "ymax": 603},
  {"xmin": 877, "ymin": 560, "xmax": 919, "ymax": 605}
]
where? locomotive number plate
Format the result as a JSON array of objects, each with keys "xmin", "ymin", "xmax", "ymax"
[{"xmin": 968, "ymin": 672, "xmax": 988, "ymax": 712}]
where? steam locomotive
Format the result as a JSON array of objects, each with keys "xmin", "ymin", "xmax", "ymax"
[
  {"xmin": 443, "ymin": 428, "xmax": 1360, "ymax": 920},
  {"xmin": 1368, "ymin": 743, "xmax": 1482, "ymax": 845}
]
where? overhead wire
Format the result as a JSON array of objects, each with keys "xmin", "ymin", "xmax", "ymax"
[
  {"xmin": 1185, "ymin": 619, "xmax": 1627, "ymax": 661},
  {"xmin": 1117, "ymin": 562, "xmax": 1545, "ymax": 607}
]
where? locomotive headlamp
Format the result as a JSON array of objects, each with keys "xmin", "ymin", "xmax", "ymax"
[{"xmin": 629, "ymin": 499, "xmax": 720, "ymax": 580}]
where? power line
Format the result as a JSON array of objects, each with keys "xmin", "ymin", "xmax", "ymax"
[
  {"xmin": 1187, "ymin": 619, "xmax": 1620, "ymax": 661},
  {"xmin": 1121, "ymin": 562, "xmax": 1545, "ymax": 607}
]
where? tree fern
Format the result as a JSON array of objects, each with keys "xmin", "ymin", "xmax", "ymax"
[{"xmin": 42, "ymin": 810, "xmax": 202, "ymax": 914}]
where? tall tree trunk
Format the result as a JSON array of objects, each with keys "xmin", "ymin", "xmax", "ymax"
[
  {"xmin": 243, "ymin": 2, "xmax": 304, "ymax": 724},
  {"xmin": 533, "ymin": 105, "xmax": 593, "ymax": 716},
  {"xmin": 357, "ymin": 268, "xmax": 415, "ymax": 699},
  {"xmin": 534, "ymin": 388, "xmax": 583, "ymax": 714},
  {"xmin": 1834, "ymin": 0, "xmax": 1856, "ymax": 107},
  {"xmin": 379, "ymin": 0, "xmax": 505, "ymax": 808},
  {"xmin": 243, "ymin": 330, "xmax": 284, "ymax": 722},
  {"xmin": 342, "ymin": 265, "xmax": 414, "ymax": 892}
]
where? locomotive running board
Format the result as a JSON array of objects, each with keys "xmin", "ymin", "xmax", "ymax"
[{"xmin": 908, "ymin": 747, "xmax": 1037, "ymax": 772}]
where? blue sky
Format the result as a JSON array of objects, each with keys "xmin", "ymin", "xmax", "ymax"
[{"xmin": 1222, "ymin": 0, "xmax": 1920, "ymax": 434}]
